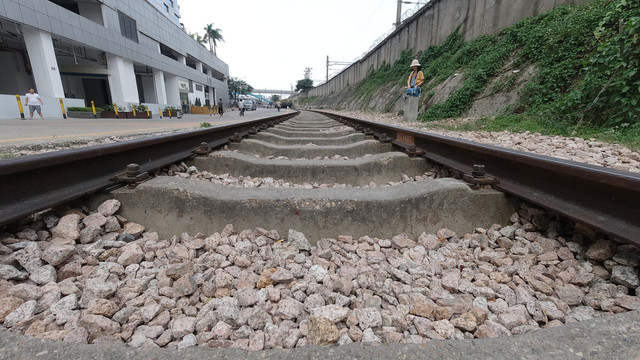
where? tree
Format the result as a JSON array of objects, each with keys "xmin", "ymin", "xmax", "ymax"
[
  {"xmin": 203, "ymin": 24, "xmax": 224, "ymax": 55},
  {"xmin": 189, "ymin": 32, "xmax": 206, "ymax": 47},
  {"xmin": 227, "ymin": 77, "xmax": 254, "ymax": 101},
  {"xmin": 271, "ymin": 95, "xmax": 281, "ymax": 102},
  {"xmin": 295, "ymin": 79, "xmax": 314, "ymax": 92}
]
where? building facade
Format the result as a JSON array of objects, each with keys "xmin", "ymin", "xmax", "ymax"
[{"xmin": 0, "ymin": 0, "xmax": 228, "ymax": 118}]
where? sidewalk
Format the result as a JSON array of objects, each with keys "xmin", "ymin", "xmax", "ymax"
[{"xmin": 0, "ymin": 109, "xmax": 289, "ymax": 148}]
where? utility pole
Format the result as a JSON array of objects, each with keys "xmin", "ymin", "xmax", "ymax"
[
  {"xmin": 326, "ymin": 55, "xmax": 329, "ymax": 83},
  {"xmin": 396, "ymin": 0, "xmax": 402, "ymax": 29},
  {"xmin": 326, "ymin": 56, "xmax": 352, "ymax": 82}
]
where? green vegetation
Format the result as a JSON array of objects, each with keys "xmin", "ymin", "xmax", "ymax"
[
  {"xmin": 228, "ymin": 78, "xmax": 253, "ymax": 101},
  {"xmin": 67, "ymin": 107, "xmax": 102, "ymax": 112},
  {"xmin": 298, "ymin": 95, "xmax": 318, "ymax": 104},
  {"xmin": 346, "ymin": 0, "xmax": 640, "ymax": 149},
  {"xmin": 0, "ymin": 151, "xmax": 16, "ymax": 160},
  {"xmin": 295, "ymin": 79, "xmax": 314, "ymax": 92},
  {"xmin": 200, "ymin": 122, "xmax": 212, "ymax": 128},
  {"xmin": 418, "ymin": 0, "xmax": 640, "ymax": 149},
  {"xmin": 354, "ymin": 50, "xmax": 414, "ymax": 102}
]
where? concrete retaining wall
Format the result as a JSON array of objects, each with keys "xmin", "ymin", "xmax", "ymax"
[{"xmin": 309, "ymin": 0, "xmax": 588, "ymax": 97}]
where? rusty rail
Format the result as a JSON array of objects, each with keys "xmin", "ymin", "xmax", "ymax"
[
  {"xmin": 314, "ymin": 110, "xmax": 640, "ymax": 245},
  {"xmin": 0, "ymin": 112, "xmax": 298, "ymax": 226}
]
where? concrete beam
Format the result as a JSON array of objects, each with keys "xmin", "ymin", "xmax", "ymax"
[
  {"xmin": 229, "ymin": 139, "xmax": 395, "ymax": 159},
  {"xmin": 95, "ymin": 177, "xmax": 517, "ymax": 242},
  {"xmin": 191, "ymin": 151, "xmax": 430, "ymax": 186}
]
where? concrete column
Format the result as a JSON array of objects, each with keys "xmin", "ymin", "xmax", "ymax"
[
  {"xmin": 140, "ymin": 76, "xmax": 156, "ymax": 103},
  {"xmin": 403, "ymin": 95, "xmax": 419, "ymax": 122},
  {"xmin": 196, "ymin": 61, "xmax": 203, "ymax": 73},
  {"xmin": 106, "ymin": 54, "xmax": 139, "ymax": 105},
  {"xmin": 164, "ymin": 73, "xmax": 180, "ymax": 107},
  {"xmin": 153, "ymin": 70, "xmax": 167, "ymax": 104},
  {"xmin": 22, "ymin": 27, "xmax": 64, "ymax": 98},
  {"xmin": 177, "ymin": 55, "xmax": 186, "ymax": 66}
]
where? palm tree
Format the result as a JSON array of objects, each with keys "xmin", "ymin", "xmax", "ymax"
[
  {"xmin": 203, "ymin": 24, "xmax": 224, "ymax": 56},
  {"xmin": 188, "ymin": 32, "xmax": 206, "ymax": 47}
]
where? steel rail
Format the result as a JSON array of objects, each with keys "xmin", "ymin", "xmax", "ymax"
[
  {"xmin": 313, "ymin": 110, "xmax": 640, "ymax": 245},
  {"xmin": 0, "ymin": 112, "xmax": 298, "ymax": 227}
]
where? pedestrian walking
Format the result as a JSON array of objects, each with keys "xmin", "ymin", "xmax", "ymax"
[
  {"xmin": 24, "ymin": 88, "xmax": 44, "ymax": 119},
  {"xmin": 218, "ymin": 98, "xmax": 224, "ymax": 116}
]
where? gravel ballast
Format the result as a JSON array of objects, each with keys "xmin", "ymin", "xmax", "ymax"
[{"xmin": 0, "ymin": 199, "xmax": 638, "ymax": 350}]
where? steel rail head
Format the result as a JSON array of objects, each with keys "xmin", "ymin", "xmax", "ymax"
[
  {"xmin": 312, "ymin": 110, "xmax": 640, "ymax": 246},
  {"xmin": 0, "ymin": 112, "xmax": 299, "ymax": 227}
]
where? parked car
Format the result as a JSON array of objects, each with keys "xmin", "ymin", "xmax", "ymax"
[{"xmin": 243, "ymin": 100, "xmax": 257, "ymax": 111}]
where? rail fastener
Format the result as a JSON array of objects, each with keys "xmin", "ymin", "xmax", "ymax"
[
  {"xmin": 112, "ymin": 163, "xmax": 150, "ymax": 188},
  {"xmin": 404, "ymin": 144, "xmax": 425, "ymax": 158},
  {"xmin": 463, "ymin": 164, "xmax": 500, "ymax": 189},
  {"xmin": 193, "ymin": 142, "xmax": 212, "ymax": 156},
  {"xmin": 229, "ymin": 133, "xmax": 243, "ymax": 143},
  {"xmin": 378, "ymin": 134, "xmax": 392, "ymax": 143}
]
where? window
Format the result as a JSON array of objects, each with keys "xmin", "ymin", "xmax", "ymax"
[
  {"xmin": 118, "ymin": 11, "xmax": 139, "ymax": 43},
  {"xmin": 169, "ymin": 0, "xmax": 174, "ymax": 7},
  {"xmin": 164, "ymin": 4, "xmax": 169, "ymax": 12},
  {"xmin": 195, "ymin": 84, "xmax": 203, "ymax": 91}
]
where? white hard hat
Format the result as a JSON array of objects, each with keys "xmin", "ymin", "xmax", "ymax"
[{"xmin": 410, "ymin": 59, "xmax": 421, "ymax": 67}]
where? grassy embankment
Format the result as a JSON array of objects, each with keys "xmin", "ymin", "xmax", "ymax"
[{"xmin": 353, "ymin": 0, "xmax": 640, "ymax": 150}]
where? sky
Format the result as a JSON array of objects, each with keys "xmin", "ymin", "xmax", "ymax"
[{"xmin": 178, "ymin": 0, "xmax": 424, "ymax": 94}]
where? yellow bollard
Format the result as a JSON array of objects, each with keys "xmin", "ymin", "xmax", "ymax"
[
  {"xmin": 114, "ymin": 103, "xmax": 118, "ymax": 116},
  {"xmin": 146, "ymin": 106, "xmax": 150, "ymax": 118},
  {"xmin": 159, "ymin": 107, "xmax": 162, "ymax": 119},
  {"xmin": 59, "ymin": 98, "xmax": 67, "ymax": 119},
  {"xmin": 16, "ymin": 95, "xmax": 25, "ymax": 119},
  {"xmin": 91, "ymin": 101, "xmax": 97, "ymax": 118},
  {"xmin": 132, "ymin": 105, "xmax": 137, "ymax": 117},
  {"xmin": 168, "ymin": 108, "xmax": 172, "ymax": 118}
]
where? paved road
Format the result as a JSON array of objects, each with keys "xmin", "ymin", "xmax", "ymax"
[{"xmin": 0, "ymin": 108, "xmax": 291, "ymax": 148}]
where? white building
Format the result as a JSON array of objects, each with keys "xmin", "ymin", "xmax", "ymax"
[{"xmin": 0, "ymin": 0, "xmax": 228, "ymax": 118}]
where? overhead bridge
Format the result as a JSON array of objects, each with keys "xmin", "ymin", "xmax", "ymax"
[{"xmin": 252, "ymin": 89, "xmax": 295, "ymax": 95}]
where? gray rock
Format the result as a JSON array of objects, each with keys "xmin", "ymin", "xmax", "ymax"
[
  {"xmin": 287, "ymin": 229, "xmax": 311, "ymax": 252},
  {"xmin": 0, "ymin": 264, "xmax": 29, "ymax": 280},
  {"xmin": 586, "ymin": 240, "xmax": 617, "ymax": 261},
  {"xmin": 355, "ymin": 308, "xmax": 382, "ymax": 329},
  {"xmin": 361, "ymin": 328, "xmax": 381, "ymax": 343},
  {"xmin": 29, "ymin": 264, "xmax": 57, "ymax": 285},
  {"xmin": 51, "ymin": 214, "xmax": 81, "ymax": 241},
  {"xmin": 41, "ymin": 244, "xmax": 76, "ymax": 266},
  {"xmin": 97, "ymin": 199, "xmax": 121, "ymax": 217},
  {"xmin": 4, "ymin": 300, "xmax": 37, "ymax": 328},
  {"xmin": 178, "ymin": 333, "xmax": 197, "ymax": 349},
  {"xmin": 610, "ymin": 266, "xmax": 640, "ymax": 288},
  {"xmin": 311, "ymin": 305, "xmax": 349, "ymax": 323},
  {"xmin": 118, "ymin": 233, "xmax": 136, "ymax": 243},
  {"xmin": 173, "ymin": 275, "xmax": 198, "ymax": 297},
  {"xmin": 79, "ymin": 226, "xmax": 101, "ymax": 244},
  {"xmin": 14, "ymin": 242, "xmax": 43, "ymax": 273},
  {"xmin": 172, "ymin": 316, "xmax": 196, "ymax": 338},
  {"xmin": 307, "ymin": 316, "xmax": 340, "ymax": 345}
]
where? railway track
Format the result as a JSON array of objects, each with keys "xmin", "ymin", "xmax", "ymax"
[
  {"xmin": 1, "ymin": 110, "xmax": 639, "ymax": 355},
  {"xmin": 2, "ymin": 110, "xmax": 638, "ymax": 245}
]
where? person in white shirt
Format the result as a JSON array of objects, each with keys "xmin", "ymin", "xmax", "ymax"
[{"xmin": 24, "ymin": 88, "xmax": 44, "ymax": 119}]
